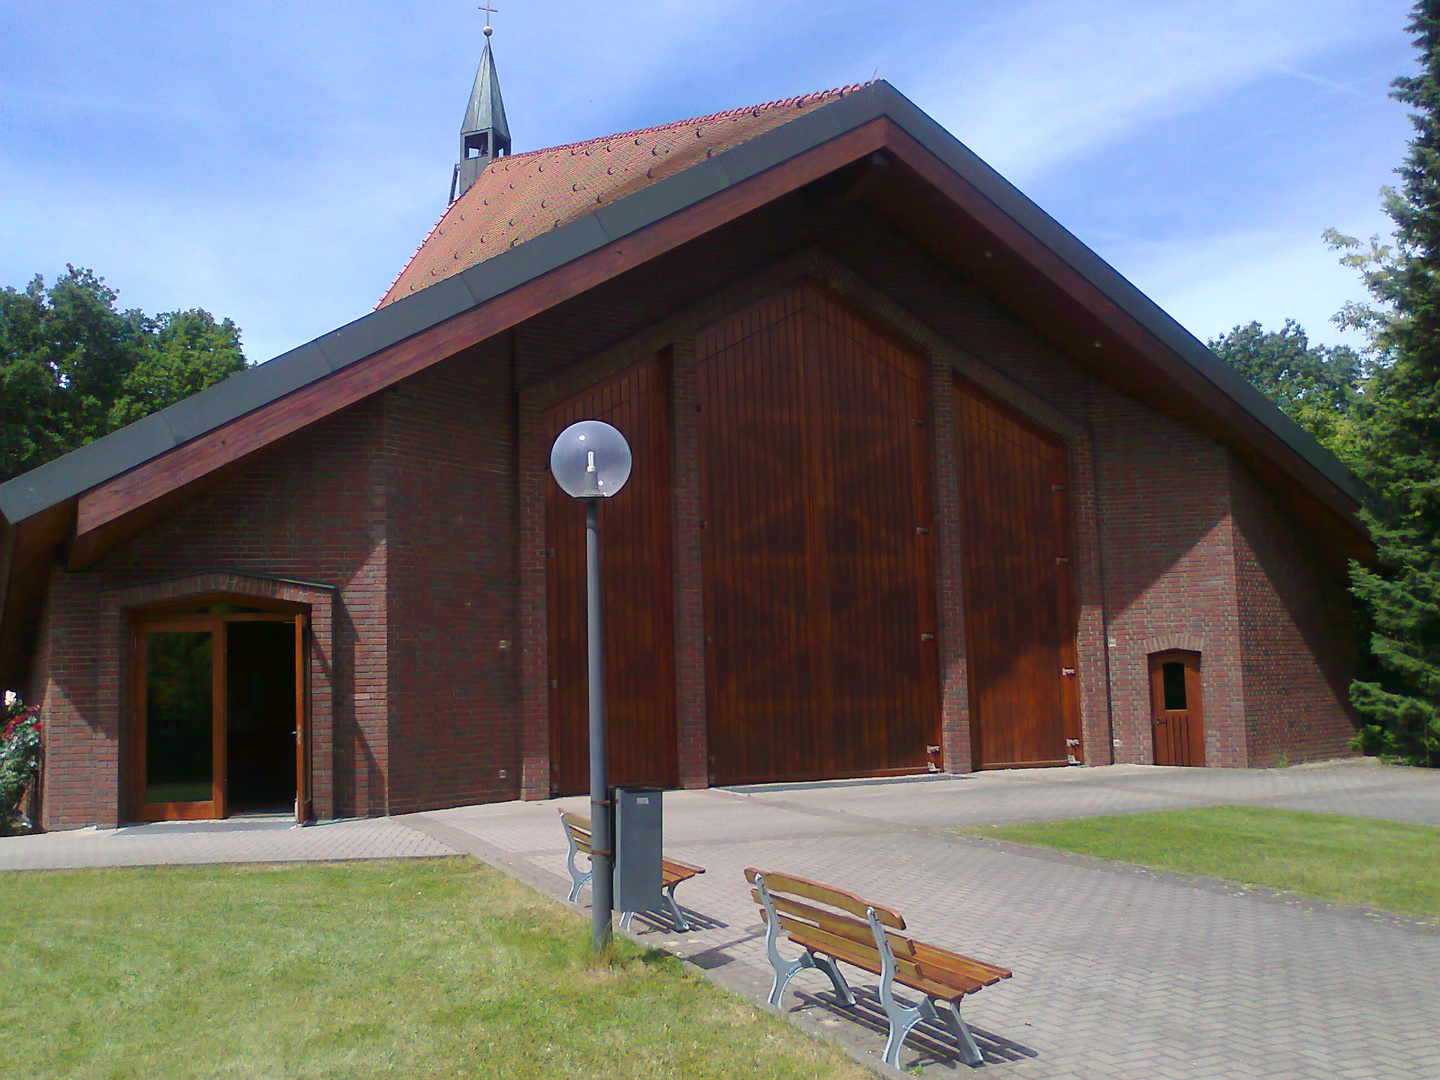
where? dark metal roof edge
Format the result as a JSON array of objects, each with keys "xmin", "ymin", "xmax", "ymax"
[{"xmin": 0, "ymin": 79, "xmax": 1362, "ymax": 527}]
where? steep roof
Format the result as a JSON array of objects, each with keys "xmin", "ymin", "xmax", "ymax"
[
  {"xmin": 382, "ymin": 86, "xmax": 865, "ymax": 306},
  {"xmin": 0, "ymin": 80, "xmax": 1371, "ymax": 683}
]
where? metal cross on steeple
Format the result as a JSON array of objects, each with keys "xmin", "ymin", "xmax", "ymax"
[{"xmin": 480, "ymin": 2, "xmax": 498, "ymax": 36}]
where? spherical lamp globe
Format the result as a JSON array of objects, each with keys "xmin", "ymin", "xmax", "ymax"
[{"xmin": 550, "ymin": 420, "xmax": 632, "ymax": 499}]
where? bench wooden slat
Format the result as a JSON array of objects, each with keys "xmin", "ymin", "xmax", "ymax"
[
  {"xmin": 745, "ymin": 868, "xmax": 905, "ymax": 929},
  {"xmin": 752, "ymin": 889, "xmax": 879, "ymax": 951},
  {"xmin": 785, "ymin": 925, "xmax": 1000, "ymax": 1003},
  {"xmin": 911, "ymin": 939, "xmax": 1012, "ymax": 987}
]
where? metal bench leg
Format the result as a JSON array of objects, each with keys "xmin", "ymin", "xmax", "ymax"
[
  {"xmin": 811, "ymin": 952, "xmax": 856, "ymax": 1007},
  {"xmin": 938, "ymin": 998, "xmax": 984, "ymax": 1066},
  {"xmin": 869, "ymin": 906, "xmax": 934, "ymax": 1069},
  {"xmin": 755, "ymin": 873, "xmax": 815, "ymax": 1006},
  {"xmin": 879, "ymin": 991, "xmax": 931, "ymax": 1069},
  {"xmin": 618, "ymin": 910, "xmax": 635, "ymax": 931},
  {"xmin": 561, "ymin": 820, "xmax": 591, "ymax": 903},
  {"xmin": 663, "ymin": 885, "xmax": 690, "ymax": 932}
]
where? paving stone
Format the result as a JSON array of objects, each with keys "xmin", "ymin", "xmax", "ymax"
[{"xmin": 3, "ymin": 760, "xmax": 1438, "ymax": 1078}]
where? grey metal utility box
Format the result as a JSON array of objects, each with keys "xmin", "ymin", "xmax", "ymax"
[{"xmin": 614, "ymin": 787, "xmax": 663, "ymax": 914}]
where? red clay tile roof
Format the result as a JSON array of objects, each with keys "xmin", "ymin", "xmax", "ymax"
[{"xmin": 377, "ymin": 85, "xmax": 869, "ymax": 308}]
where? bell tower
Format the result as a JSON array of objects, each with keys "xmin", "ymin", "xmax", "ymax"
[{"xmin": 450, "ymin": 5, "xmax": 511, "ymax": 204}]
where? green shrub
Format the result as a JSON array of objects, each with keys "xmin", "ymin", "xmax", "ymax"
[{"xmin": 0, "ymin": 691, "xmax": 42, "ymax": 834}]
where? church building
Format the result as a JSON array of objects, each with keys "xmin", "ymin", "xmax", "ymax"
[{"xmin": 0, "ymin": 36, "xmax": 1367, "ymax": 829}]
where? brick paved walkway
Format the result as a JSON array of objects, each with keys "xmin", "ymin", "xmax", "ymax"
[
  {"xmin": 0, "ymin": 813, "xmax": 451, "ymax": 870},
  {"xmin": 4, "ymin": 760, "xmax": 1439, "ymax": 1078},
  {"xmin": 413, "ymin": 761, "xmax": 1440, "ymax": 1080}
]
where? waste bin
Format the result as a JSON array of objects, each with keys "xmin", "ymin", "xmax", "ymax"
[{"xmin": 614, "ymin": 787, "xmax": 663, "ymax": 914}]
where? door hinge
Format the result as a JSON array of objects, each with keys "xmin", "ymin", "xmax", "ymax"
[
  {"xmin": 1066, "ymin": 738, "xmax": 1081, "ymax": 747},
  {"xmin": 1062, "ymin": 667, "xmax": 1076, "ymax": 676},
  {"xmin": 1052, "ymin": 483, "xmax": 1066, "ymax": 492},
  {"xmin": 927, "ymin": 744, "xmax": 941, "ymax": 755},
  {"xmin": 916, "ymin": 525, "xmax": 930, "ymax": 535},
  {"xmin": 1056, "ymin": 556, "xmax": 1070, "ymax": 565},
  {"xmin": 921, "ymin": 632, "xmax": 936, "ymax": 642}
]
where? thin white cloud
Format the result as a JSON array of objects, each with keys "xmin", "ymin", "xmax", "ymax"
[
  {"xmin": 1115, "ymin": 206, "xmax": 1395, "ymax": 350},
  {"xmin": 909, "ymin": 0, "xmax": 1397, "ymax": 181}
]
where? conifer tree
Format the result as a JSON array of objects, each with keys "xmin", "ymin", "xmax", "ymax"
[{"xmin": 1345, "ymin": 0, "xmax": 1440, "ymax": 764}]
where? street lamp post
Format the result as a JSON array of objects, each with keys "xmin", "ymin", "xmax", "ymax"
[{"xmin": 549, "ymin": 420, "xmax": 632, "ymax": 951}]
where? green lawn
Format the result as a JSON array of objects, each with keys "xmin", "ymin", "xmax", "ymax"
[
  {"xmin": 971, "ymin": 805, "xmax": 1440, "ymax": 919},
  {"xmin": 0, "ymin": 858, "xmax": 869, "ymax": 1080}
]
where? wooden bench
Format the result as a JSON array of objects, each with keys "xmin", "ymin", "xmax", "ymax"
[
  {"xmin": 746, "ymin": 867, "xmax": 1011, "ymax": 1068},
  {"xmin": 560, "ymin": 810, "xmax": 706, "ymax": 931}
]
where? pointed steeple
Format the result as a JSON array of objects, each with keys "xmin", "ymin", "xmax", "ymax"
[{"xmin": 451, "ymin": 30, "xmax": 511, "ymax": 204}]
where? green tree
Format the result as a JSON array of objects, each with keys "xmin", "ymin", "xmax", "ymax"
[
  {"xmin": 0, "ymin": 267, "xmax": 246, "ymax": 482},
  {"xmin": 1209, "ymin": 319, "xmax": 1364, "ymax": 470},
  {"xmin": 1333, "ymin": 0, "xmax": 1440, "ymax": 766}
]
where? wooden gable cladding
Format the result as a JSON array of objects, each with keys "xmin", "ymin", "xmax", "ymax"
[
  {"xmin": 696, "ymin": 281, "xmax": 940, "ymax": 784},
  {"xmin": 953, "ymin": 378, "xmax": 1080, "ymax": 768},
  {"xmin": 544, "ymin": 354, "xmax": 677, "ymax": 795}
]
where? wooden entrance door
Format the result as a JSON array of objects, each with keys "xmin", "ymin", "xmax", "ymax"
[
  {"xmin": 545, "ymin": 354, "xmax": 676, "ymax": 796},
  {"xmin": 1149, "ymin": 651, "xmax": 1205, "ymax": 766},
  {"xmin": 133, "ymin": 618, "xmax": 227, "ymax": 820},
  {"xmin": 954, "ymin": 379, "xmax": 1080, "ymax": 768},
  {"xmin": 130, "ymin": 602, "xmax": 308, "ymax": 822},
  {"xmin": 696, "ymin": 282, "xmax": 939, "ymax": 785}
]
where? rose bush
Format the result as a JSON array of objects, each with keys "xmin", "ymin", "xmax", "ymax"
[{"xmin": 1, "ymin": 690, "xmax": 42, "ymax": 834}]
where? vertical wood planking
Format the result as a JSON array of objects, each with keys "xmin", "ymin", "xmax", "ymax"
[
  {"xmin": 697, "ymin": 282, "xmax": 938, "ymax": 784},
  {"xmin": 954, "ymin": 379, "xmax": 1078, "ymax": 768},
  {"xmin": 544, "ymin": 355, "xmax": 676, "ymax": 794}
]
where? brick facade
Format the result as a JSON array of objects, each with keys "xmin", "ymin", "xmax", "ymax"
[{"xmin": 24, "ymin": 229, "xmax": 1358, "ymax": 829}]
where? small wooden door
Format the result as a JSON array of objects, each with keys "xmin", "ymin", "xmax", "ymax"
[
  {"xmin": 545, "ymin": 354, "xmax": 676, "ymax": 796},
  {"xmin": 696, "ymin": 282, "xmax": 940, "ymax": 784},
  {"xmin": 1149, "ymin": 651, "xmax": 1205, "ymax": 766},
  {"xmin": 954, "ymin": 379, "xmax": 1080, "ymax": 768}
]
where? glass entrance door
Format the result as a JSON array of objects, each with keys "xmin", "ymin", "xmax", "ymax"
[{"xmin": 136, "ymin": 619, "xmax": 226, "ymax": 820}]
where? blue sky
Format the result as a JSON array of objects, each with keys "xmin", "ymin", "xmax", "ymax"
[{"xmin": 0, "ymin": 0, "xmax": 1416, "ymax": 365}]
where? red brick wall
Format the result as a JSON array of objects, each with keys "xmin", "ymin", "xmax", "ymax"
[
  {"xmin": 32, "ymin": 571, "xmax": 112, "ymax": 829},
  {"xmin": 1229, "ymin": 459, "xmax": 1357, "ymax": 765},
  {"xmin": 385, "ymin": 343, "xmax": 521, "ymax": 812},
  {"xmin": 31, "ymin": 348, "xmax": 530, "ymax": 829},
  {"xmin": 1089, "ymin": 404, "xmax": 1249, "ymax": 767}
]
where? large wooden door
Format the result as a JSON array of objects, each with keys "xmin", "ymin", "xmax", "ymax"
[
  {"xmin": 697, "ymin": 282, "xmax": 939, "ymax": 785},
  {"xmin": 546, "ymin": 355, "xmax": 676, "ymax": 795},
  {"xmin": 1149, "ymin": 651, "xmax": 1205, "ymax": 766},
  {"xmin": 954, "ymin": 380, "xmax": 1080, "ymax": 768}
]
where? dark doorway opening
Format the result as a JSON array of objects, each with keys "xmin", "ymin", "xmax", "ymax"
[{"xmin": 226, "ymin": 621, "xmax": 297, "ymax": 811}]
